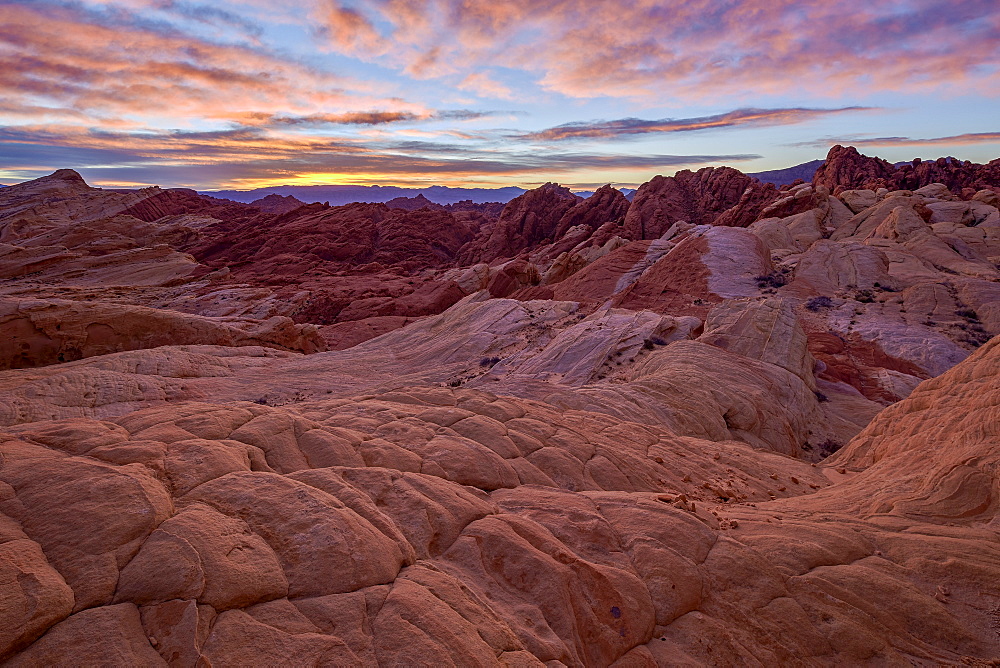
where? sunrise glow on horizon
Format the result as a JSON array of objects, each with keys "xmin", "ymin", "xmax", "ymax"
[{"xmin": 2, "ymin": 1, "xmax": 999, "ymax": 191}]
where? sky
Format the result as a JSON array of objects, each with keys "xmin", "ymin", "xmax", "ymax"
[{"xmin": 1, "ymin": 0, "xmax": 998, "ymax": 191}]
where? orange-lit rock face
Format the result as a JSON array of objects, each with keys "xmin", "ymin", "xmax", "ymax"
[{"xmin": 1, "ymin": 153, "xmax": 1000, "ymax": 664}]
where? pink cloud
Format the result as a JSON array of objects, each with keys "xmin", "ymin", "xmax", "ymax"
[
  {"xmin": 0, "ymin": 3, "xmax": 427, "ymax": 127},
  {"xmin": 312, "ymin": 0, "xmax": 1000, "ymax": 101},
  {"xmin": 457, "ymin": 73, "xmax": 513, "ymax": 100},
  {"xmin": 315, "ymin": 1, "xmax": 386, "ymax": 53}
]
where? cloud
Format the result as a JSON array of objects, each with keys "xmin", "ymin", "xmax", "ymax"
[
  {"xmin": 457, "ymin": 73, "xmax": 514, "ymax": 100},
  {"xmin": 0, "ymin": 1, "xmax": 426, "ymax": 128},
  {"xmin": 314, "ymin": 1, "xmax": 385, "ymax": 53},
  {"xmin": 233, "ymin": 109, "xmax": 493, "ymax": 128},
  {"xmin": 523, "ymin": 107, "xmax": 875, "ymax": 141},
  {"xmin": 794, "ymin": 132, "xmax": 1000, "ymax": 149},
  {"xmin": 7, "ymin": 0, "xmax": 995, "ymax": 190},
  {"xmin": 0, "ymin": 124, "xmax": 759, "ymax": 188},
  {"xmin": 311, "ymin": 0, "xmax": 1000, "ymax": 101},
  {"xmin": 837, "ymin": 132, "xmax": 1000, "ymax": 147}
]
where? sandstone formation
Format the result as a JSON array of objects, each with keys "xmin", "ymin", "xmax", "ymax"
[
  {"xmin": 553, "ymin": 184, "xmax": 631, "ymax": 239},
  {"xmin": 1, "ymin": 151, "xmax": 999, "ymax": 665},
  {"xmin": 384, "ymin": 193, "xmax": 443, "ymax": 211},
  {"xmin": 812, "ymin": 145, "xmax": 897, "ymax": 192},
  {"xmin": 468, "ymin": 183, "xmax": 582, "ymax": 262},
  {"xmin": 814, "ymin": 144, "xmax": 1000, "ymax": 195},
  {"xmin": 0, "ymin": 298, "xmax": 323, "ymax": 369},
  {"xmin": 188, "ymin": 202, "xmax": 480, "ymax": 274},
  {"xmin": 622, "ymin": 167, "xmax": 779, "ymax": 239},
  {"xmin": 249, "ymin": 193, "xmax": 306, "ymax": 214},
  {"xmin": 1, "ymin": 318, "xmax": 998, "ymax": 664}
]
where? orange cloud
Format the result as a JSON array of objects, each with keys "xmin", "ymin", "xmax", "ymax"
[{"xmin": 0, "ymin": 123, "xmax": 759, "ymax": 189}]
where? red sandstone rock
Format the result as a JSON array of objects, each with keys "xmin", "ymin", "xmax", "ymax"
[
  {"xmin": 623, "ymin": 167, "xmax": 779, "ymax": 239},
  {"xmin": 0, "ymin": 298, "xmax": 324, "ymax": 369},
  {"xmin": 384, "ymin": 193, "xmax": 443, "ymax": 211},
  {"xmin": 119, "ymin": 189, "xmax": 259, "ymax": 225},
  {"xmin": 814, "ymin": 145, "xmax": 1000, "ymax": 195},
  {"xmin": 467, "ymin": 183, "xmax": 581, "ymax": 262},
  {"xmin": 248, "ymin": 193, "xmax": 306, "ymax": 214},
  {"xmin": 190, "ymin": 202, "xmax": 479, "ymax": 275},
  {"xmin": 4, "ymin": 345, "xmax": 999, "ymax": 663},
  {"xmin": 812, "ymin": 145, "xmax": 896, "ymax": 192},
  {"xmin": 553, "ymin": 184, "xmax": 630, "ymax": 238}
]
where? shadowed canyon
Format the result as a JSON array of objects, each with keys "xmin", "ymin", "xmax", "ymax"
[{"xmin": 2, "ymin": 146, "xmax": 1000, "ymax": 665}]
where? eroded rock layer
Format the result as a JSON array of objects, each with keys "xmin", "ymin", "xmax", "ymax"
[{"xmin": 1, "ymin": 149, "xmax": 1000, "ymax": 665}]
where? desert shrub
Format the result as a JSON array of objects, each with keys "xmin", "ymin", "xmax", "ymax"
[
  {"xmin": 814, "ymin": 391, "xmax": 829, "ymax": 403},
  {"xmin": 963, "ymin": 330, "xmax": 992, "ymax": 347},
  {"xmin": 755, "ymin": 271, "xmax": 787, "ymax": 289},
  {"xmin": 854, "ymin": 289, "xmax": 875, "ymax": 303},
  {"xmin": 818, "ymin": 439, "xmax": 843, "ymax": 457},
  {"xmin": 805, "ymin": 296, "xmax": 833, "ymax": 311},
  {"xmin": 642, "ymin": 337, "xmax": 668, "ymax": 350},
  {"xmin": 479, "ymin": 356, "xmax": 501, "ymax": 367},
  {"xmin": 956, "ymin": 308, "xmax": 980, "ymax": 321}
]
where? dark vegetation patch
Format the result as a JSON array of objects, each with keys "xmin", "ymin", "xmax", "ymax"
[{"xmin": 805, "ymin": 296, "xmax": 833, "ymax": 311}]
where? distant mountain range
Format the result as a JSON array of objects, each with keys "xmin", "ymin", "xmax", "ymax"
[
  {"xmin": 573, "ymin": 188, "xmax": 636, "ymax": 200},
  {"xmin": 747, "ymin": 160, "xmax": 824, "ymax": 186},
  {"xmin": 895, "ymin": 157, "xmax": 961, "ymax": 167},
  {"xmin": 202, "ymin": 184, "xmax": 531, "ymax": 206},
  {"xmin": 745, "ymin": 157, "xmax": 966, "ymax": 187},
  {"xmin": 202, "ymin": 183, "xmax": 644, "ymax": 206},
  {"xmin": 202, "ymin": 164, "xmax": 825, "ymax": 206}
]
